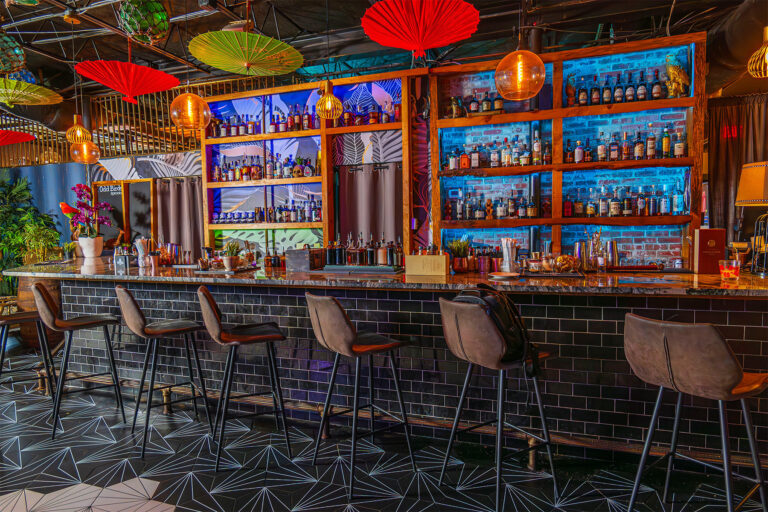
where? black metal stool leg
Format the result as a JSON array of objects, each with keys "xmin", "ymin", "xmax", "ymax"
[
  {"xmin": 368, "ymin": 354, "xmax": 375, "ymax": 444},
  {"xmin": 267, "ymin": 341, "xmax": 292, "ymax": 459},
  {"xmin": 349, "ymin": 356, "xmax": 362, "ymax": 500},
  {"xmin": 36, "ymin": 322, "xmax": 56, "ymax": 397},
  {"xmin": 182, "ymin": 336, "xmax": 200, "ymax": 420},
  {"xmin": 265, "ymin": 343, "xmax": 280, "ymax": 430},
  {"xmin": 662, "ymin": 392, "xmax": 683, "ymax": 502},
  {"xmin": 495, "ymin": 369, "xmax": 506, "ymax": 512},
  {"xmin": 212, "ymin": 344, "xmax": 234, "ymax": 440},
  {"xmin": 718, "ymin": 400, "xmax": 735, "ymax": 512},
  {"xmin": 741, "ymin": 399, "xmax": 768, "ymax": 512},
  {"xmin": 0, "ymin": 324, "xmax": 8, "ymax": 381},
  {"xmin": 439, "ymin": 362, "xmax": 473, "ymax": 486},
  {"xmin": 50, "ymin": 331, "xmax": 73, "ymax": 440},
  {"xmin": 215, "ymin": 345, "xmax": 237, "ymax": 471},
  {"xmin": 103, "ymin": 326, "xmax": 126, "ymax": 423},
  {"xmin": 140, "ymin": 339, "xmax": 159, "ymax": 458},
  {"xmin": 532, "ymin": 373, "xmax": 560, "ymax": 500},
  {"xmin": 187, "ymin": 334, "xmax": 212, "ymax": 433},
  {"xmin": 312, "ymin": 352, "xmax": 340, "ymax": 465},
  {"xmin": 389, "ymin": 353, "xmax": 416, "ymax": 472},
  {"xmin": 132, "ymin": 338, "xmax": 154, "ymax": 433},
  {"xmin": 628, "ymin": 386, "xmax": 664, "ymax": 512}
]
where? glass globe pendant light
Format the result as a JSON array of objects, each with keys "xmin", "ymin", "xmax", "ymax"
[
  {"xmin": 170, "ymin": 91, "xmax": 211, "ymax": 130},
  {"xmin": 316, "ymin": 81, "xmax": 342, "ymax": 120},
  {"xmin": 494, "ymin": 20, "xmax": 546, "ymax": 101},
  {"xmin": 70, "ymin": 140, "xmax": 100, "ymax": 164},
  {"xmin": 66, "ymin": 114, "xmax": 91, "ymax": 143}
]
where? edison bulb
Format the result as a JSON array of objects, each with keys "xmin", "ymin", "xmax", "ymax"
[
  {"xmin": 70, "ymin": 140, "xmax": 100, "ymax": 164},
  {"xmin": 495, "ymin": 50, "xmax": 546, "ymax": 101},
  {"xmin": 170, "ymin": 92, "xmax": 211, "ymax": 130}
]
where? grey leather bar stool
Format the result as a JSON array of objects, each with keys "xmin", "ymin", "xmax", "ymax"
[
  {"xmin": 438, "ymin": 297, "xmax": 559, "ymax": 512},
  {"xmin": 305, "ymin": 292, "xmax": 417, "ymax": 500},
  {"xmin": 115, "ymin": 286, "xmax": 211, "ymax": 457},
  {"xmin": 32, "ymin": 281, "xmax": 125, "ymax": 439},
  {"xmin": 0, "ymin": 311, "xmax": 56, "ymax": 395},
  {"xmin": 625, "ymin": 314, "xmax": 768, "ymax": 512},
  {"xmin": 197, "ymin": 286, "xmax": 292, "ymax": 471}
]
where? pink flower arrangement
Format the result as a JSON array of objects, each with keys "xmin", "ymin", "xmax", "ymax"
[{"xmin": 60, "ymin": 183, "xmax": 113, "ymax": 238}]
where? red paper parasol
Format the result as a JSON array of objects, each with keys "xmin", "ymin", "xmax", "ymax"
[
  {"xmin": 361, "ymin": 0, "xmax": 479, "ymax": 58},
  {"xmin": 0, "ymin": 129, "xmax": 34, "ymax": 146},
  {"xmin": 75, "ymin": 60, "xmax": 179, "ymax": 104}
]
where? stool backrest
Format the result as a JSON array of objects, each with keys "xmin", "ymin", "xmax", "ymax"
[
  {"xmin": 438, "ymin": 298, "xmax": 507, "ymax": 370},
  {"xmin": 624, "ymin": 313, "xmax": 743, "ymax": 401},
  {"xmin": 31, "ymin": 281, "xmax": 60, "ymax": 331},
  {"xmin": 197, "ymin": 286, "xmax": 224, "ymax": 344},
  {"xmin": 115, "ymin": 286, "xmax": 147, "ymax": 338},
  {"xmin": 305, "ymin": 293, "xmax": 357, "ymax": 357}
]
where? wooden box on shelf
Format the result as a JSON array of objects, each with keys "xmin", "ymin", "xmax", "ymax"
[{"xmin": 405, "ymin": 254, "xmax": 450, "ymax": 276}]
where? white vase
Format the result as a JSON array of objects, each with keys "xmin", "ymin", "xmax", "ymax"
[{"xmin": 78, "ymin": 236, "xmax": 103, "ymax": 259}]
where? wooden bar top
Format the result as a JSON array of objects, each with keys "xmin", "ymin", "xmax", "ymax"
[{"xmin": 4, "ymin": 258, "xmax": 768, "ymax": 298}]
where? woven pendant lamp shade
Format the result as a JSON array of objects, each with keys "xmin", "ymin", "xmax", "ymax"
[
  {"xmin": 0, "ymin": 32, "xmax": 25, "ymax": 74},
  {"xmin": 748, "ymin": 27, "xmax": 768, "ymax": 79},
  {"xmin": 189, "ymin": 31, "xmax": 303, "ymax": 76},
  {"xmin": 66, "ymin": 115, "xmax": 91, "ymax": 143},
  {"xmin": 316, "ymin": 81, "xmax": 342, "ymax": 120},
  {"xmin": 0, "ymin": 78, "xmax": 62, "ymax": 107}
]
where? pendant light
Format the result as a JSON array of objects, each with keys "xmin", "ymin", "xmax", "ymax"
[
  {"xmin": 749, "ymin": 27, "xmax": 768, "ymax": 79},
  {"xmin": 70, "ymin": 140, "xmax": 100, "ymax": 164},
  {"xmin": 68, "ymin": 23, "xmax": 100, "ymax": 164},
  {"xmin": 315, "ymin": 0, "xmax": 341, "ymax": 120},
  {"xmin": 66, "ymin": 114, "xmax": 91, "ymax": 143},
  {"xmin": 494, "ymin": 12, "xmax": 545, "ymax": 101}
]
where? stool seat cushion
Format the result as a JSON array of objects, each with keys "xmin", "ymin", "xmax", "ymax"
[
  {"xmin": 351, "ymin": 331, "xmax": 408, "ymax": 355},
  {"xmin": 144, "ymin": 319, "xmax": 203, "ymax": 336},
  {"xmin": 220, "ymin": 321, "xmax": 285, "ymax": 345},
  {"xmin": 56, "ymin": 314, "xmax": 119, "ymax": 331},
  {"xmin": 0, "ymin": 311, "xmax": 40, "ymax": 325},
  {"xmin": 730, "ymin": 372, "xmax": 768, "ymax": 399}
]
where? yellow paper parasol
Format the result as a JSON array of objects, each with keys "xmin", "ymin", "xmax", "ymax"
[
  {"xmin": 189, "ymin": 31, "xmax": 303, "ymax": 76},
  {"xmin": 0, "ymin": 78, "xmax": 63, "ymax": 106}
]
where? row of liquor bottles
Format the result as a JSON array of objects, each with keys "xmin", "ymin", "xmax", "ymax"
[
  {"xmin": 568, "ymin": 69, "xmax": 683, "ymax": 107},
  {"xmin": 445, "ymin": 91, "xmax": 506, "ymax": 118},
  {"xmin": 562, "ymin": 185, "xmax": 688, "ymax": 218},
  {"xmin": 443, "ymin": 191, "xmax": 545, "ymax": 221},
  {"xmin": 210, "ymin": 154, "xmax": 320, "ymax": 182},
  {"xmin": 444, "ymin": 131, "xmax": 551, "ymax": 170},
  {"xmin": 211, "ymin": 199, "xmax": 322, "ymax": 225},
  {"xmin": 324, "ymin": 233, "xmax": 405, "ymax": 267},
  {"xmin": 564, "ymin": 125, "xmax": 687, "ymax": 163}
]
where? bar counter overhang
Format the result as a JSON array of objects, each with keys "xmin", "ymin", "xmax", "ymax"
[{"xmin": 7, "ymin": 260, "xmax": 768, "ymax": 466}]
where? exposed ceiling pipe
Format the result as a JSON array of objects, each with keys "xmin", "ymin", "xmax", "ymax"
[{"xmin": 2, "ymin": 0, "xmax": 122, "ymax": 29}]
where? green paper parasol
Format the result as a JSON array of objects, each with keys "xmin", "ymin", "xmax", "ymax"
[
  {"xmin": 189, "ymin": 31, "xmax": 303, "ymax": 76},
  {"xmin": 0, "ymin": 78, "xmax": 62, "ymax": 106}
]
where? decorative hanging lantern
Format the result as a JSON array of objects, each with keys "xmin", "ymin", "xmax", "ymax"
[
  {"xmin": 76, "ymin": 60, "xmax": 179, "ymax": 103},
  {"xmin": 0, "ymin": 78, "xmax": 62, "ymax": 106},
  {"xmin": 118, "ymin": 0, "xmax": 170, "ymax": 45},
  {"xmin": 0, "ymin": 31, "xmax": 25, "ymax": 75},
  {"xmin": 749, "ymin": 27, "xmax": 768, "ymax": 79},
  {"xmin": 315, "ymin": 81, "xmax": 342, "ymax": 120},
  {"xmin": 66, "ymin": 115, "xmax": 91, "ymax": 143},
  {"xmin": 5, "ymin": 0, "xmax": 39, "ymax": 6},
  {"xmin": 361, "ymin": 0, "xmax": 479, "ymax": 59},
  {"xmin": 7, "ymin": 68, "xmax": 36, "ymax": 84},
  {"xmin": 169, "ymin": 92, "xmax": 211, "ymax": 130},
  {"xmin": 0, "ymin": 129, "xmax": 35, "ymax": 146},
  {"xmin": 70, "ymin": 140, "xmax": 100, "ymax": 165},
  {"xmin": 495, "ymin": 49, "xmax": 546, "ymax": 101},
  {"xmin": 188, "ymin": 31, "xmax": 303, "ymax": 76}
]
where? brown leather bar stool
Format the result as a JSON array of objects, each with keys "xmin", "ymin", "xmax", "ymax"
[
  {"xmin": 0, "ymin": 311, "xmax": 56, "ymax": 395},
  {"xmin": 31, "ymin": 281, "xmax": 125, "ymax": 439},
  {"xmin": 624, "ymin": 314, "xmax": 768, "ymax": 512},
  {"xmin": 438, "ymin": 297, "xmax": 559, "ymax": 512},
  {"xmin": 115, "ymin": 286, "xmax": 211, "ymax": 457},
  {"xmin": 197, "ymin": 286, "xmax": 292, "ymax": 471},
  {"xmin": 305, "ymin": 292, "xmax": 417, "ymax": 500}
]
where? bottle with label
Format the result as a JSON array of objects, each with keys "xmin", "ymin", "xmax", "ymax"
[
  {"xmin": 621, "ymin": 132, "xmax": 631, "ymax": 160},
  {"xmin": 635, "ymin": 186, "xmax": 646, "ymax": 216},
  {"xmin": 674, "ymin": 130, "xmax": 686, "ymax": 157},
  {"xmin": 481, "ymin": 92, "xmax": 492, "ymax": 112},
  {"xmin": 279, "ymin": 114, "xmax": 287, "ymax": 132},
  {"xmin": 609, "ymin": 133, "xmax": 620, "ymax": 161},
  {"xmin": 574, "ymin": 140, "xmax": 584, "ymax": 163},
  {"xmin": 293, "ymin": 104, "xmax": 301, "ymax": 131},
  {"xmin": 469, "ymin": 92, "xmax": 479, "ymax": 113},
  {"xmin": 448, "ymin": 150, "xmax": 459, "ymax": 170},
  {"xmin": 659, "ymin": 184, "xmax": 671, "ymax": 215},
  {"xmin": 286, "ymin": 107, "xmax": 295, "ymax": 131},
  {"xmin": 526, "ymin": 196, "xmax": 537, "ymax": 218},
  {"xmin": 661, "ymin": 126, "xmax": 671, "ymax": 158},
  {"xmin": 517, "ymin": 191, "xmax": 527, "ymax": 219},
  {"xmin": 647, "ymin": 185, "xmax": 658, "ymax": 216},
  {"xmin": 369, "ymin": 105, "xmax": 379, "ymax": 125},
  {"xmin": 613, "ymin": 73, "xmax": 624, "ymax": 103},
  {"xmin": 585, "ymin": 188, "xmax": 597, "ymax": 217},
  {"xmin": 601, "ymin": 75, "xmax": 612, "ymax": 104},
  {"xmin": 563, "ymin": 194, "xmax": 574, "ymax": 217},
  {"xmin": 597, "ymin": 132, "xmax": 607, "ymax": 162},
  {"xmin": 302, "ymin": 106, "xmax": 311, "ymax": 130},
  {"xmin": 577, "ymin": 76, "xmax": 588, "ymax": 106},
  {"xmin": 609, "ymin": 188, "xmax": 622, "ymax": 217},
  {"xmin": 646, "ymin": 123, "xmax": 657, "ymax": 159},
  {"xmin": 543, "ymin": 141, "xmax": 552, "ymax": 164},
  {"xmin": 470, "ymin": 145, "xmax": 481, "ymax": 168},
  {"xmin": 268, "ymin": 115, "xmax": 276, "ymax": 134},
  {"xmin": 229, "ymin": 116, "xmax": 239, "ymax": 137},
  {"xmin": 672, "ymin": 181, "xmax": 684, "ymax": 214},
  {"xmin": 532, "ymin": 130, "xmax": 542, "ymax": 165},
  {"xmin": 495, "ymin": 196, "xmax": 507, "ymax": 219},
  {"xmin": 633, "ymin": 131, "xmax": 645, "ymax": 160},
  {"xmin": 493, "ymin": 92, "xmax": 504, "ymax": 111},
  {"xmin": 625, "ymin": 72, "xmax": 635, "ymax": 102},
  {"xmin": 598, "ymin": 186, "xmax": 609, "ymax": 217},
  {"xmin": 354, "ymin": 105, "xmax": 364, "ymax": 126},
  {"xmin": 651, "ymin": 69, "xmax": 663, "ymax": 99},
  {"xmin": 565, "ymin": 139, "xmax": 574, "ymax": 163},
  {"xmin": 574, "ymin": 189, "xmax": 585, "ymax": 216},
  {"xmin": 590, "ymin": 75, "xmax": 601, "ymax": 105},
  {"xmin": 622, "ymin": 187, "xmax": 633, "ymax": 216},
  {"xmin": 274, "ymin": 153, "xmax": 283, "ymax": 178},
  {"xmin": 265, "ymin": 155, "xmax": 274, "ymax": 179},
  {"xmin": 584, "ymin": 138, "xmax": 593, "ymax": 162},
  {"xmin": 637, "ymin": 72, "xmax": 648, "ymax": 101},
  {"xmin": 501, "ymin": 138, "xmax": 511, "ymax": 167},
  {"xmin": 459, "ymin": 146, "xmax": 470, "ymax": 169},
  {"xmin": 489, "ymin": 143, "xmax": 500, "ymax": 167}
]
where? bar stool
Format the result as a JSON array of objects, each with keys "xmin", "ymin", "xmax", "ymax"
[
  {"xmin": 624, "ymin": 314, "xmax": 768, "ymax": 512},
  {"xmin": 0, "ymin": 311, "xmax": 56, "ymax": 395},
  {"xmin": 437, "ymin": 297, "xmax": 559, "ymax": 512},
  {"xmin": 31, "ymin": 281, "xmax": 125, "ymax": 439},
  {"xmin": 305, "ymin": 292, "xmax": 417, "ymax": 500},
  {"xmin": 115, "ymin": 286, "xmax": 211, "ymax": 457},
  {"xmin": 197, "ymin": 286, "xmax": 292, "ymax": 471}
]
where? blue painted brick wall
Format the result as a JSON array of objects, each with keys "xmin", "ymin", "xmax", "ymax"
[
  {"xmin": 562, "ymin": 108, "xmax": 688, "ymax": 148},
  {"xmin": 442, "ymin": 226, "xmax": 552, "ymax": 251},
  {"xmin": 441, "ymin": 120, "xmax": 553, "ymax": 161},
  {"xmin": 561, "ymin": 224, "xmax": 683, "ymax": 265},
  {"xmin": 562, "ymin": 166, "xmax": 688, "ymax": 203}
]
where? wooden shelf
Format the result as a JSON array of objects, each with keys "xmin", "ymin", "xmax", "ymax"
[
  {"xmin": 326, "ymin": 122, "xmax": 402, "ymax": 135},
  {"xmin": 441, "ymin": 215, "xmax": 691, "ymax": 229},
  {"xmin": 436, "ymin": 97, "xmax": 695, "ymax": 129},
  {"xmin": 441, "ymin": 218, "xmax": 553, "ymax": 229},
  {"xmin": 203, "ymin": 129, "xmax": 321, "ymax": 145},
  {"xmin": 438, "ymin": 164, "xmax": 550, "ymax": 178},
  {"xmin": 206, "ymin": 176, "xmax": 322, "ymax": 188},
  {"xmin": 209, "ymin": 222, "xmax": 323, "ymax": 230},
  {"xmin": 556, "ymin": 157, "xmax": 693, "ymax": 172}
]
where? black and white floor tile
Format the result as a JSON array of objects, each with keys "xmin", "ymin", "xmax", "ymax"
[{"xmin": 0, "ymin": 355, "xmax": 763, "ymax": 511}]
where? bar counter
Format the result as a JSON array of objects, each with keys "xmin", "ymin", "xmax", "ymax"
[{"xmin": 5, "ymin": 259, "xmax": 768, "ymax": 464}]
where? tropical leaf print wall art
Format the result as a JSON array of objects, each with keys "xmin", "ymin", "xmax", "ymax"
[
  {"xmin": 370, "ymin": 130, "xmax": 402, "ymax": 163},
  {"xmin": 94, "ymin": 152, "xmax": 202, "ymax": 181}
]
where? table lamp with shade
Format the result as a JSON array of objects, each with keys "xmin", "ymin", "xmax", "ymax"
[{"xmin": 735, "ymin": 161, "xmax": 768, "ymax": 276}]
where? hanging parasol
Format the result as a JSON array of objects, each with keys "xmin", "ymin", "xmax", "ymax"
[
  {"xmin": 0, "ymin": 129, "xmax": 35, "ymax": 146},
  {"xmin": 361, "ymin": 0, "xmax": 480, "ymax": 59},
  {"xmin": 75, "ymin": 60, "xmax": 179, "ymax": 104},
  {"xmin": 0, "ymin": 78, "xmax": 62, "ymax": 107},
  {"xmin": 188, "ymin": 30, "xmax": 303, "ymax": 76}
]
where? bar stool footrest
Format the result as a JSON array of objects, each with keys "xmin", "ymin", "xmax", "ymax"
[
  {"xmin": 65, "ymin": 383, "xmax": 121, "ymax": 394},
  {"xmin": 222, "ymin": 408, "xmax": 281, "ymax": 423}
]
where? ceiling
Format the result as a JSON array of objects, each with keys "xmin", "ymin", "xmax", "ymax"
[{"xmin": 0, "ymin": 0, "xmax": 758, "ymax": 99}]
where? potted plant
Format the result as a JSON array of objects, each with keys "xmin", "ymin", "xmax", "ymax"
[
  {"xmin": 60, "ymin": 184, "xmax": 113, "ymax": 259},
  {"xmin": 222, "ymin": 241, "xmax": 241, "ymax": 271},
  {"xmin": 22, "ymin": 222, "xmax": 60, "ymax": 264},
  {"xmin": 447, "ymin": 239, "xmax": 470, "ymax": 273},
  {"xmin": 62, "ymin": 241, "xmax": 78, "ymax": 260}
]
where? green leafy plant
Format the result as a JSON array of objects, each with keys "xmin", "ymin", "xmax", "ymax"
[
  {"xmin": 22, "ymin": 221, "xmax": 60, "ymax": 263},
  {"xmin": 223, "ymin": 241, "xmax": 241, "ymax": 257},
  {"xmin": 447, "ymin": 239, "xmax": 470, "ymax": 258},
  {"xmin": 63, "ymin": 241, "xmax": 78, "ymax": 255}
]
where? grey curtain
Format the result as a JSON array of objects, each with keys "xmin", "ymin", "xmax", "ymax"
[
  {"xmin": 156, "ymin": 177, "xmax": 204, "ymax": 258},
  {"xmin": 708, "ymin": 94, "xmax": 768, "ymax": 242},
  {"xmin": 338, "ymin": 163, "xmax": 403, "ymax": 242}
]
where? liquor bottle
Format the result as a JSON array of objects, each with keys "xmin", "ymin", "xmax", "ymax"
[
  {"xmin": 563, "ymin": 193, "xmax": 573, "ymax": 217},
  {"xmin": 598, "ymin": 186, "xmax": 609, "ymax": 217},
  {"xmin": 597, "ymin": 132, "xmax": 607, "ymax": 162},
  {"xmin": 601, "ymin": 75, "xmax": 612, "ymax": 104},
  {"xmin": 661, "ymin": 126, "xmax": 671, "ymax": 158},
  {"xmin": 636, "ymin": 72, "xmax": 648, "ymax": 101},
  {"xmin": 609, "ymin": 188, "xmax": 622, "ymax": 217},
  {"xmin": 633, "ymin": 131, "xmax": 645, "ymax": 160},
  {"xmin": 293, "ymin": 104, "xmax": 301, "ymax": 131},
  {"xmin": 470, "ymin": 145, "xmax": 481, "ymax": 168},
  {"xmin": 354, "ymin": 105, "xmax": 364, "ymax": 126},
  {"xmin": 590, "ymin": 75, "xmax": 601, "ymax": 105},
  {"xmin": 577, "ymin": 76, "xmax": 588, "ymax": 106},
  {"xmin": 520, "ymin": 144, "xmax": 531, "ymax": 166},
  {"xmin": 229, "ymin": 116, "xmax": 239, "ymax": 137},
  {"xmin": 674, "ymin": 130, "xmax": 687, "ymax": 157},
  {"xmin": 302, "ymin": 106, "xmax": 311, "ymax": 130},
  {"xmin": 381, "ymin": 104, "xmax": 390, "ymax": 123},
  {"xmin": 621, "ymin": 131, "xmax": 631, "ymax": 160},
  {"xmin": 609, "ymin": 133, "xmax": 620, "ymax": 161},
  {"xmin": 247, "ymin": 114, "xmax": 256, "ymax": 135},
  {"xmin": 635, "ymin": 186, "xmax": 646, "ymax": 216},
  {"xmin": 651, "ymin": 69, "xmax": 663, "ymax": 99},
  {"xmin": 526, "ymin": 195, "xmax": 537, "ymax": 218},
  {"xmin": 227, "ymin": 162, "xmax": 235, "ymax": 181},
  {"xmin": 375, "ymin": 234, "xmax": 387, "ymax": 265},
  {"xmin": 254, "ymin": 156, "xmax": 263, "ymax": 179},
  {"xmin": 517, "ymin": 191, "xmax": 527, "ymax": 219},
  {"xmin": 574, "ymin": 140, "xmax": 584, "ymax": 164},
  {"xmin": 507, "ymin": 192, "xmax": 516, "ymax": 219},
  {"xmin": 495, "ymin": 195, "xmax": 507, "ymax": 219},
  {"xmin": 493, "ymin": 92, "xmax": 504, "ymax": 111},
  {"xmin": 459, "ymin": 146, "xmax": 470, "ymax": 169},
  {"xmin": 613, "ymin": 73, "xmax": 624, "ymax": 103},
  {"xmin": 543, "ymin": 141, "xmax": 552, "ymax": 164},
  {"xmin": 343, "ymin": 108, "xmax": 352, "ymax": 127},
  {"xmin": 584, "ymin": 138, "xmax": 593, "ymax": 163},
  {"xmin": 447, "ymin": 150, "xmax": 458, "ymax": 170},
  {"xmin": 469, "ymin": 91, "xmax": 479, "ymax": 113},
  {"xmin": 286, "ymin": 106, "xmax": 295, "ymax": 131},
  {"xmin": 275, "ymin": 153, "xmax": 283, "ymax": 178},
  {"xmin": 565, "ymin": 139, "xmax": 574, "ymax": 163},
  {"xmin": 625, "ymin": 72, "xmax": 635, "ymax": 102},
  {"xmin": 481, "ymin": 92, "xmax": 492, "ymax": 112},
  {"xmin": 585, "ymin": 188, "xmax": 597, "ymax": 217},
  {"xmin": 219, "ymin": 117, "xmax": 229, "ymax": 138},
  {"xmin": 283, "ymin": 155, "xmax": 293, "ymax": 178},
  {"xmin": 647, "ymin": 185, "xmax": 658, "ymax": 216},
  {"xmin": 489, "ymin": 143, "xmax": 500, "ymax": 168},
  {"xmin": 646, "ymin": 123, "xmax": 657, "ymax": 159},
  {"xmin": 239, "ymin": 115, "xmax": 248, "ymax": 136},
  {"xmin": 268, "ymin": 115, "xmax": 277, "ymax": 134},
  {"xmin": 501, "ymin": 138, "xmax": 511, "ymax": 167},
  {"xmin": 532, "ymin": 130, "xmax": 542, "ymax": 165},
  {"xmin": 622, "ymin": 186, "xmax": 633, "ymax": 216},
  {"xmin": 369, "ymin": 105, "xmax": 379, "ymax": 125},
  {"xmin": 672, "ymin": 181, "xmax": 684, "ymax": 214},
  {"xmin": 574, "ymin": 189, "xmax": 585, "ymax": 216},
  {"xmin": 279, "ymin": 114, "xmax": 287, "ymax": 132}
]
